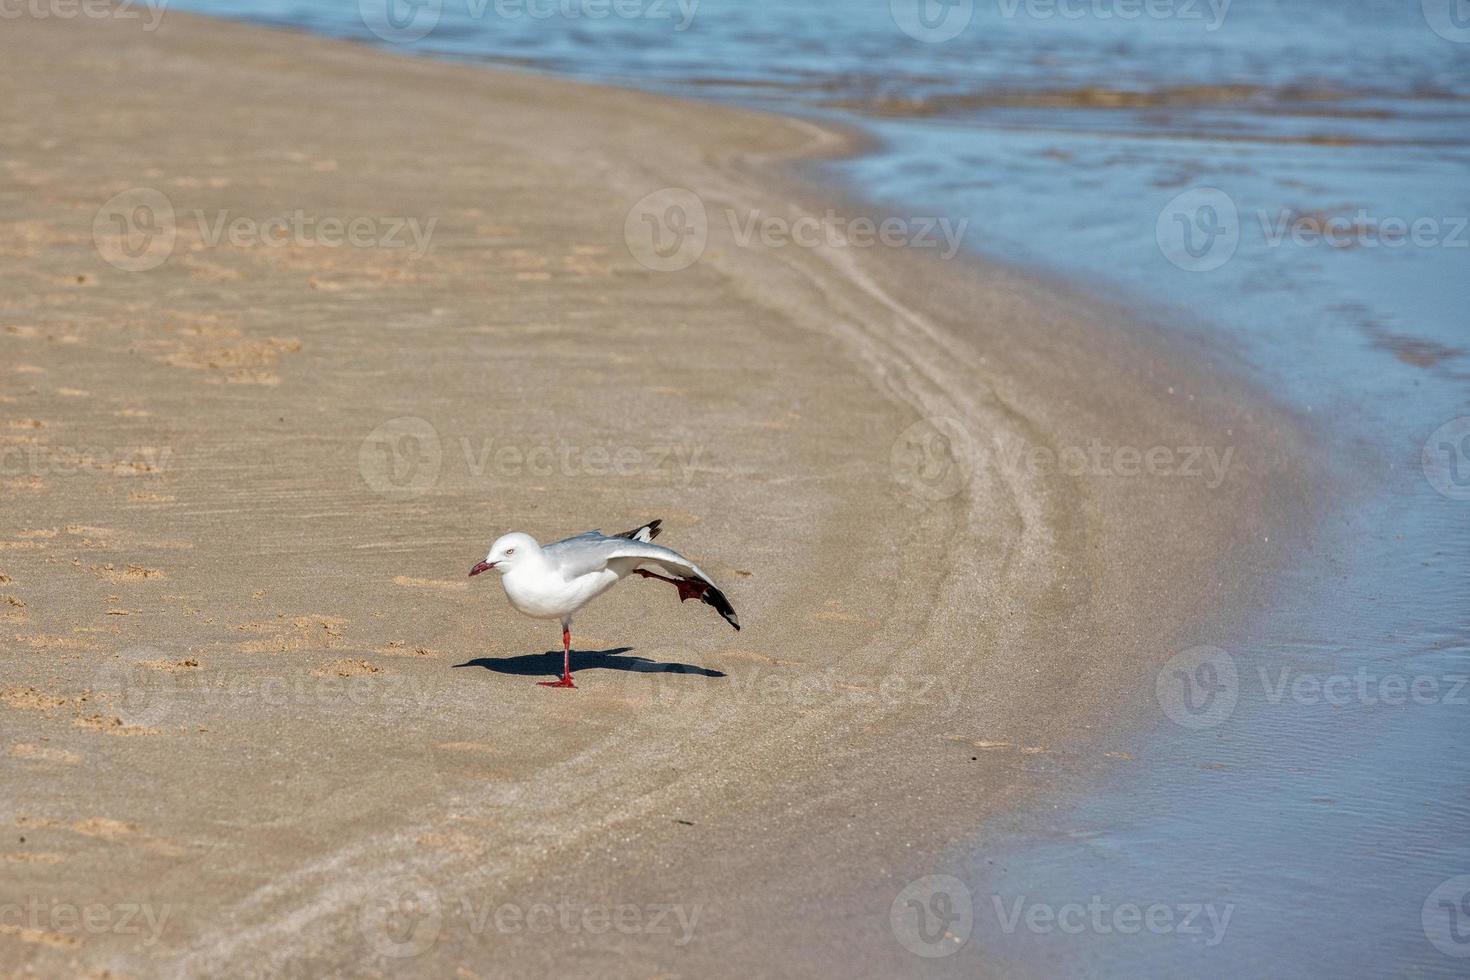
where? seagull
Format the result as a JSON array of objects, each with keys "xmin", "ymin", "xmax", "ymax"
[{"xmin": 468, "ymin": 519, "xmax": 739, "ymax": 688}]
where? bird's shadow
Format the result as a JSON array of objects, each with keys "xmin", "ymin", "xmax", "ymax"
[{"xmin": 452, "ymin": 646, "xmax": 726, "ymax": 681}]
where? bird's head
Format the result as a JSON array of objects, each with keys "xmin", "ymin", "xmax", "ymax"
[{"xmin": 469, "ymin": 532, "xmax": 538, "ymax": 577}]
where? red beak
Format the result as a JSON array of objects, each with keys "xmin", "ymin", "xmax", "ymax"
[{"xmin": 469, "ymin": 561, "xmax": 495, "ymax": 577}]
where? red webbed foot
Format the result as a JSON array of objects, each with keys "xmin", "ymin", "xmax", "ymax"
[{"xmin": 633, "ymin": 568, "xmax": 708, "ymax": 603}]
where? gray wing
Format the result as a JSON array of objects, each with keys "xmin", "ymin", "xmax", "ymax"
[
  {"xmin": 542, "ymin": 534, "xmax": 739, "ymax": 630},
  {"xmin": 545, "ymin": 529, "xmax": 604, "ymax": 551},
  {"xmin": 546, "ymin": 520, "xmax": 660, "ymax": 551},
  {"xmin": 544, "ymin": 535, "xmax": 703, "ymax": 581}
]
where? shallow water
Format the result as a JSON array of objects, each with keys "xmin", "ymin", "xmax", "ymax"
[{"xmin": 175, "ymin": 0, "xmax": 1470, "ymax": 973}]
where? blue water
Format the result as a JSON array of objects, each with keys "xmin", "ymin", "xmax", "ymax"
[{"xmin": 174, "ymin": 1, "xmax": 1470, "ymax": 974}]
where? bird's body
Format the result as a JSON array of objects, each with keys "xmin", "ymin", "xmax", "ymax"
[
  {"xmin": 500, "ymin": 558, "xmax": 619, "ymax": 621},
  {"xmin": 469, "ymin": 520, "xmax": 738, "ymax": 688}
]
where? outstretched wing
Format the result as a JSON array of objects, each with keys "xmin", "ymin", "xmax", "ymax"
[
  {"xmin": 546, "ymin": 519, "xmax": 658, "ymax": 551},
  {"xmin": 543, "ymin": 534, "xmax": 739, "ymax": 630}
]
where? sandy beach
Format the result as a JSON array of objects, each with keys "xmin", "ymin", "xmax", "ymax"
[{"xmin": 0, "ymin": 11, "xmax": 1313, "ymax": 977}]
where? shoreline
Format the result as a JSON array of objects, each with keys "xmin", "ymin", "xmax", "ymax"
[{"xmin": 0, "ymin": 11, "xmax": 1314, "ymax": 977}]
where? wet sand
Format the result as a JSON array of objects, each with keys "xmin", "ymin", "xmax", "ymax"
[{"xmin": 0, "ymin": 11, "xmax": 1311, "ymax": 978}]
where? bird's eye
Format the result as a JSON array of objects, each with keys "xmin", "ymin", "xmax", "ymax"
[{"xmin": 505, "ymin": 548, "xmax": 515, "ymax": 555}]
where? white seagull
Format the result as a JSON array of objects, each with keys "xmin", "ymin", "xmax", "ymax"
[{"xmin": 468, "ymin": 519, "xmax": 739, "ymax": 688}]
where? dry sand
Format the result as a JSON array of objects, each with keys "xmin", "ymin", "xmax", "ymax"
[{"xmin": 0, "ymin": 11, "xmax": 1313, "ymax": 978}]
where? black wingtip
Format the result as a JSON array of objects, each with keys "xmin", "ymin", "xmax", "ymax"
[
  {"xmin": 618, "ymin": 519, "xmax": 663, "ymax": 542},
  {"xmin": 702, "ymin": 584, "xmax": 740, "ymax": 631}
]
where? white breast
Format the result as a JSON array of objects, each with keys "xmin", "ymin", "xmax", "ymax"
[{"xmin": 500, "ymin": 564, "xmax": 620, "ymax": 620}]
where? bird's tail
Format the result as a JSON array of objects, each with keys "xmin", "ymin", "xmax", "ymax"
[{"xmin": 617, "ymin": 519, "xmax": 663, "ymax": 543}]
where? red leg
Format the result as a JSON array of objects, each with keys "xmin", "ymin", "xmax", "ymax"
[
  {"xmin": 538, "ymin": 623, "xmax": 576, "ymax": 689},
  {"xmin": 633, "ymin": 568, "xmax": 708, "ymax": 603}
]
